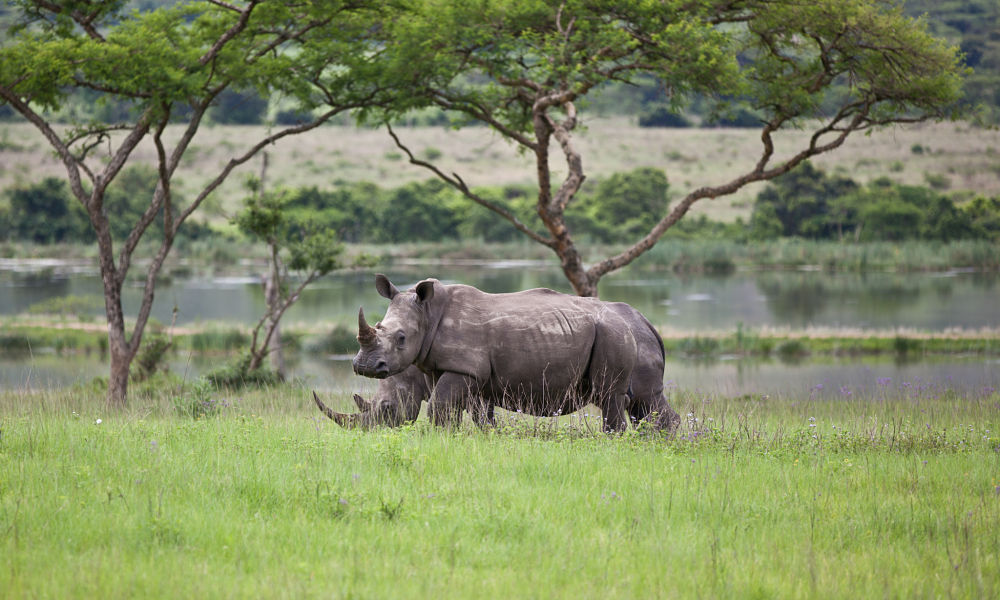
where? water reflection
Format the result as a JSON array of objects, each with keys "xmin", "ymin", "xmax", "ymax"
[
  {"xmin": 1, "ymin": 262, "xmax": 997, "ymax": 331},
  {"xmin": 4, "ymin": 352, "xmax": 996, "ymax": 400}
]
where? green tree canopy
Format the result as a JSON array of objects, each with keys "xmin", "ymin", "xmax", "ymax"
[{"xmin": 368, "ymin": 0, "xmax": 966, "ymax": 296}]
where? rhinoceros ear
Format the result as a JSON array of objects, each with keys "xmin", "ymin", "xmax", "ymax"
[
  {"xmin": 375, "ymin": 273, "xmax": 400, "ymax": 299},
  {"xmin": 415, "ymin": 279, "xmax": 435, "ymax": 303}
]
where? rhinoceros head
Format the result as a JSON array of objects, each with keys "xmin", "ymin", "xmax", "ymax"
[{"xmin": 352, "ymin": 274, "xmax": 440, "ymax": 379}]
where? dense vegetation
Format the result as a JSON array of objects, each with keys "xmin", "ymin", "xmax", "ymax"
[
  {"xmin": 748, "ymin": 162, "xmax": 1000, "ymax": 243},
  {"xmin": 1, "ymin": 167, "xmax": 214, "ymax": 246},
  {"xmin": 5, "ymin": 164, "xmax": 999, "ymax": 247},
  {"xmin": 907, "ymin": 0, "xmax": 1000, "ymax": 123}
]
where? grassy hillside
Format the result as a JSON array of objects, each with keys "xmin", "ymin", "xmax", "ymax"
[
  {"xmin": 3, "ymin": 119, "xmax": 998, "ymax": 224},
  {"xmin": 905, "ymin": 0, "xmax": 1000, "ymax": 122}
]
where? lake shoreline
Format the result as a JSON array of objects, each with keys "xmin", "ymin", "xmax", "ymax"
[
  {"xmin": 3, "ymin": 238, "xmax": 1000, "ymax": 275},
  {"xmin": 3, "ymin": 318, "xmax": 998, "ymax": 360}
]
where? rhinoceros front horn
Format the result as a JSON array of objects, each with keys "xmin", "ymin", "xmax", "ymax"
[
  {"xmin": 313, "ymin": 391, "xmax": 360, "ymax": 428},
  {"xmin": 357, "ymin": 307, "xmax": 376, "ymax": 345}
]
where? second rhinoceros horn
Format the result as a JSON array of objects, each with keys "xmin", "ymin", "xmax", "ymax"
[
  {"xmin": 353, "ymin": 393, "xmax": 372, "ymax": 412},
  {"xmin": 357, "ymin": 307, "xmax": 376, "ymax": 345},
  {"xmin": 313, "ymin": 391, "xmax": 360, "ymax": 428}
]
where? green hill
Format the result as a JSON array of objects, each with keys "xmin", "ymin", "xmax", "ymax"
[{"xmin": 905, "ymin": 0, "xmax": 1000, "ymax": 122}]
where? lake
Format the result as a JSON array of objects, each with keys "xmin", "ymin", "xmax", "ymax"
[
  {"xmin": 3, "ymin": 259, "xmax": 998, "ymax": 331},
  {"xmin": 2, "ymin": 259, "xmax": 998, "ymax": 397}
]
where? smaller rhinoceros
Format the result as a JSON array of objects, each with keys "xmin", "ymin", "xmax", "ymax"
[{"xmin": 313, "ymin": 365, "xmax": 431, "ymax": 428}]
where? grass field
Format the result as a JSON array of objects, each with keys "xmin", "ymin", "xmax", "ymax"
[
  {"xmin": 2, "ymin": 118, "xmax": 999, "ymax": 223},
  {"xmin": 1, "ymin": 385, "xmax": 997, "ymax": 598}
]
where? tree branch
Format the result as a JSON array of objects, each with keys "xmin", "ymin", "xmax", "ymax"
[
  {"xmin": 0, "ymin": 85, "xmax": 91, "ymax": 202},
  {"xmin": 544, "ymin": 102, "xmax": 584, "ymax": 213},
  {"xmin": 588, "ymin": 105, "xmax": 877, "ymax": 280},
  {"xmin": 175, "ymin": 103, "xmax": 368, "ymax": 234},
  {"xmin": 28, "ymin": 0, "xmax": 106, "ymax": 41},
  {"xmin": 200, "ymin": 0, "xmax": 260, "ymax": 66},
  {"xmin": 386, "ymin": 125, "xmax": 556, "ymax": 247},
  {"xmin": 431, "ymin": 90, "xmax": 539, "ymax": 151}
]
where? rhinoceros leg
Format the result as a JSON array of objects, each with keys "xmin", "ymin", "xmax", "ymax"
[
  {"xmin": 589, "ymin": 318, "xmax": 639, "ymax": 433},
  {"xmin": 428, "ymin": 372, "xmax": 477, "ymax": 428}
]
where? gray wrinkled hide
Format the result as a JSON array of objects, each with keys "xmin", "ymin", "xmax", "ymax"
[
  {"xmin": 348, "ymin": 275, "xmax": 680, "ymax": 432},
  {"xmin": 314, "ymin": 365, "xmax": 430, "ymax": 429}
]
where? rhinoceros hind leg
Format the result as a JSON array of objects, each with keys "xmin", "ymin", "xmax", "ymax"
[{"xmin": 602, "ymin": 393, "xmax": 630, "ymax": 433}]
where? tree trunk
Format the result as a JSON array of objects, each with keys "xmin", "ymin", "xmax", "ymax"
[
  {"xmin": 107, "ymin": 337, "xmax": 132, "ymax": 407},
  {"xmin": 561, "ymin": 261, "xmax": 598, "ymax": 297},
  {"xmin": 101, "ymin": 264, "xmax": 134, "ymax": 407},
  {"xmin": 264, "ymin": 257, "xmax": 285, "ymax": 379}
]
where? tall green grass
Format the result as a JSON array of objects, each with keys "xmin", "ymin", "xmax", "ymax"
[{"xmin": 1, "ymin": 384, "xmax": 998, "ymax": 598}]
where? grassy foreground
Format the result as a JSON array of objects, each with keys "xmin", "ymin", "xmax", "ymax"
[{"xmin": 1, "ymin": 386, "xmax": 998, "ymax": 599}]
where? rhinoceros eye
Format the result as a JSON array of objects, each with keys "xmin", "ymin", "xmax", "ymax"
[{"xmin": 395, "ymin": 331, "xmax": 406, "ymax": 347}]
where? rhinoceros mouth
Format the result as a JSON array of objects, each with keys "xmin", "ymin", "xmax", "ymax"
[
  {"xmin": 355, "ymin": 365, "xmax": 391, "ymax": 379},
  {"xmin": 352, "ymin": 358, "xmax": 391, "ymax": 379}
]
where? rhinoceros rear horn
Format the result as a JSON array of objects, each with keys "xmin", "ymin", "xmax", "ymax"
[
  {"xmin": 313, "ymin": 391, "xmax": 360, "ymax": 428},
  {"xmin": 357, "ymin": 307, "xmax": 376, "ymax": 344}
]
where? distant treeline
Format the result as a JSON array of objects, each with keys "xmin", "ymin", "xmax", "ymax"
[{"xmin": 3, "ymin": 163, "xmax": 999, "ymax": 247}]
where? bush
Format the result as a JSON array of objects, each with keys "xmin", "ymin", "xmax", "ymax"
[
  {"xmin": 2, "ymin": 178, "xmax": 92, "ymax": 243},
  {"xmin": 203, "ymin": 354, "xmax": 281, "ymax": 390},
  {"xmin": 859, "ymin": 200, "xmax": 923, "ymax": 241},
  {"xmin": 637, "ymin": 106, "xmax": 692, "ymax": 128},
  {"xmin": 308, "ymin": 324, "xmax": 362, "ymax": 355},
  {"xmin": 208, "ymin": 89, "xmax": 268, "ymax": 125},
  {"xmin": 133, "ymin": 333, "xmax": 173, "ymax": 381},
  {"xmin": 776, "ymin": 339, "xmax": 808, "ymax": 362},
  {"xmin": 677, "ymin": 337, "xmax": 720, "ymax": 357},
  {"xmin": 173, "ymin": 379, "xmax": 224, "ymax": 419},
  {"xmin": 703, "ymin": 106, "xmax": 761, "ymax": 128},
  {"xmin": 750, "ymin": 163, "xmax": 988, "ymax": 243},
  {"xmin": 274, "ymin": 108, "xmax": 314, "ymax": 125}
]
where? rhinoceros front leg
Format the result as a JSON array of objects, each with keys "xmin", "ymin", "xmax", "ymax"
[{"xmin": 428, "ymin": 372, "xmax": 477, "ymax": 428}]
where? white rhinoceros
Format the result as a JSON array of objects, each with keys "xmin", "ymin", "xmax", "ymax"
[{"xmin": 337, "ymin": 274, "xmax": 678, "ymax": 432}]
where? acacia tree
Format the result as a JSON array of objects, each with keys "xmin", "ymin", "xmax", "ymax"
[
  {"xmin": 377, "ymin": 0, "xmax": 966, "ymax": 297},
  {"xmin": 0, "ymin": 0, "xmax": 390, "ymax": 404},
  {"xmin": 234, "ymin": 168, "xmax": 374, "ymax": 377}
]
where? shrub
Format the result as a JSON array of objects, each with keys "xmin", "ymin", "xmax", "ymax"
[
  {"xmin": 308, "ymin": 325, "xmax": 361, "ymax": 355},
  {"xmin": 677, "ymin": 337, "xmax": 720, "ymax": 357},
  {"xmin": 776, "ymin": 339, "xmax": 808, "ymax": 362},
  {"xmin": 173, "ymin": 379, "xmax": 224, "ymax": 419},
  {"xmin": 133, "ymin": 333, "xmax": 173, "ymax": 381},
  {"xmin": 637, "ymin": 106, "xmax": 692, "ymax": 128},
  {"xmin": 203, "ymin": 354, "xmax": 281, "ymax": 390},
  {"xmin": 893, "ymin": 336, "xmax": 922, "ymax": 356}
]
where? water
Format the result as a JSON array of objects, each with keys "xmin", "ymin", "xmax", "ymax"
[
  {"xmin": 4, "ymin": 352, "xmax": 996, "ymax": 401},
  {"xmin": 2, "ymin": 261, "xmax": 997, "ymax": 331},
  {"xmin": 1, "ymin": 259, "xmax": 998, "ymax": 396}
]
